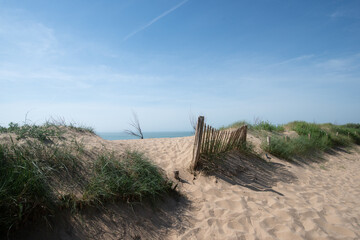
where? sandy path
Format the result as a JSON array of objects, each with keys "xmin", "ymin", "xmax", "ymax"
[{"xmin": 111, "ymin": 137, "xmax": 360, "ymax": 240}]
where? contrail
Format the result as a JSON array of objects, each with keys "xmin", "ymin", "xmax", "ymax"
[{"xmin": 123, "ymin": 0, "xmax": 189, "ymax": 41}]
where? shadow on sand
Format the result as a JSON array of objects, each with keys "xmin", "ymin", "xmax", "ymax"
[
  {"xmin": 284, "ymin": 146, "xmax": 352, "ymax": 166},
  {"xmin": 11, "ymin": 194, "xmax": 191, "ymax": 240},
  {"xmin": 201, "ymin": 151, "xmax": 297, "ymax": 196}
]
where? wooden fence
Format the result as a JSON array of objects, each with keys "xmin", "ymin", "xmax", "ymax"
[{"xmin": 191, "ymin": 116, "xmax": 247, "ymax": 171}]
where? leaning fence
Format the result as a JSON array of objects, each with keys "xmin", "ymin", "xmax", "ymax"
[{"xmin": 191, "ymin": 116, "xmax": 247, "ymax": 171}]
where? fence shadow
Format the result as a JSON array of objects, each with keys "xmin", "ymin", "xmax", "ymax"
[{"xmin": 204, "ymin": 151, "xmax": 297, "ymax": 196}]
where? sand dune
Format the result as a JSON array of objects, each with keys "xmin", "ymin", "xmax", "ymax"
[
  {"xmin": 107, "ymin": 135, "xmax": 360, "ymax": 240},
  {"xmin": 11, "ymin": 132, "xmax": 360, "ymax": 239}
]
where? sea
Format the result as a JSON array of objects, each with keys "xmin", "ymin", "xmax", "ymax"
[{"xmin": 96, "ymin": 131, "xmax": 194, "ymax": 140}]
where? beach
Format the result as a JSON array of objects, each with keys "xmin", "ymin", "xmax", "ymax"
[
  {"xmin": 4, "ymin": 129, "xmax": 360, "ymax": 239},
  {"xmin": 107, "ymin": 135, "xmax": 360, "ymax": 239}
]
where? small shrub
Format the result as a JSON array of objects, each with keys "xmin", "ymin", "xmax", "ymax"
[
  {"xmin": 0, "ymin": 121, "xmax": 95, "ymax": 142},
  {"xmin": 0, "ymin": 122, "xmax": 63, "ymax": 142},
  {"xmin": 220, "ymin": 120, "xmax": 283, "ymax": 132},
  {"xmin": 263, "ymin": 121, "xmax": 360, "ymax": 161},
  {"xmin": 68, "ymin": 123, "xmax": 95, "ymax": 134},
  {"xmin": 330, "ymin": 125, "xmax": 360, "ymax": 145},
  {"xmin": 262, "ymin": 134, "xmax": 333, "ymax": 161},
  {"xmin": 253, "ymin": 121, "xmax": 284, "ymax": 132},
  {"xmin": 344, "ymin": 123, "xmax": 360, "ymax": 129},
  {"xmin": 290, "ymin": 121, "xmax": 326, "ymax": 138},
  {"xmin": 261, "ymin": 136, "xmax": 294, "ymax": 160},
  {"xmin": 84, "ymin": 151, "xmax": 172, "ymax": 204},
  {"xmin": 219, "ymin": 121, "xmax": 251, "ymax": 130}
]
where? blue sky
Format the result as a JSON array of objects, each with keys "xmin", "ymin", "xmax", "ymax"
[{"xmin": 0, "ymin": 0, "xmax": 359, "ymax": 131}]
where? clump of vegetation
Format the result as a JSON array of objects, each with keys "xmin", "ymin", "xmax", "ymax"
[
  {"xmin": 219, "ymin": 121, "xmax": 250, "ymax": 130},
  {"xmin": 262, "ymin": 121, "xmax": 360, "ymax": 161},
  {"xmin": 0, "ymin": 121, "xmax": 95, "ymax": 142},
  {"xmin": 252, "ymin": 120, "xmax": 284, "ymax": 132},
  {"xmin": 0, "ymin": 139, "xmax": 81, "ymax": 233},
  {"xmin": 68, "ymin": 123, "xmax": 95, "ymax": 134},
  {"xmin": 84, "ymin": 151, "xmax": 172, "ymax": 204},
  {"xmin": 0, "ymin": 122, "xmax": 63, "ymax": 141},
  {"xmin": 0, "ymin": 122, "xmax": 173, "ymax": 235},
  {"xmin": 330, "ymin": 125, "xmax": 360, "ymax": 145},
  {"xmin": 288, "ymin": 121, "xmax": 326, "ymax": 138},
  {"xmin": 261, "ymin": 135, "xmax": 330, "ymax": 160},
  {"xmin": 0, "ymin": 143, "xmax": 51, "ymax": 233},
  {"xmin": 343, "ymin": 123, "xmax": 360, "ymax": 129},
  {"xmin": 220, "ymin": 119, "xmax": 283, "ymax": 132}
]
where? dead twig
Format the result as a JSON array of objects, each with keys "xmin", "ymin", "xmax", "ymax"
[{"xmin": 124, "ymin": 112, "xmax": 144, "ymax": 139}]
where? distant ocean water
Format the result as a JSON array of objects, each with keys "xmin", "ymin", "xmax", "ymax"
[{"xmin": 96, "ymin": 131, "xmax": 194, "ymax": 140}]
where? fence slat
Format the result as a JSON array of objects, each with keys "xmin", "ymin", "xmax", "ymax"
[
  {"xmin": 214, "ymin": 129, "xmax": 221, "ymax": 153},
  {"xmin": 210, "ymin": 127, "xmax": 216, "ymax": 153}
]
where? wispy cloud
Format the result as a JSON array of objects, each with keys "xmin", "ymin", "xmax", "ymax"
[
  {"xmin": 316, "ymin": 53, "xmax": 360, "ymax": 71},
  {"xmin": 123, "ymin": 0, "xmax": 189, "ymax": 41},
  {"xmin": 330, "ymin": 9, "xmax": 360, "ymax": 19},
  {"xmin": 268, "ymin": 54, "xmax": 314, "ymax": 67},
  {"xmin": 0, "ymin": 12, "xmax": 59, "ymax": 58},
  {"xmin": 330, "ymin": 10, "xmax": 345, "ymax": 18}
]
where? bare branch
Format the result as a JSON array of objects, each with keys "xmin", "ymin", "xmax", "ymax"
[
  {"xmin": 189, "ymin": 111, "xmax": 197, "ymax": 133},
  {"xmin": 125, "ymin": 112, "xmax": 144, "ymax": 139}
]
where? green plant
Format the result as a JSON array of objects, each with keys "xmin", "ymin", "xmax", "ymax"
[
  {"xmin": 262, "ymin": 121, "xmax": 360, "ymax": 161},
  {"xmin": 261, "ymin": 134, "xmax": 333, "ymax": 161},
  {"xmin": 0, "ymin": 135, "xmax": 84, "ymax": 233},
  {"xmin": 330, "ymin": 125, "xmax": 360, "ymax": 145},
  {"xmin": 289, "ymin": 121, "xmax": 326, "ymax": 138},
  {"xmin": 0, "ymin": 143, "xmax": 55, "ymax": 233},
  {"xmin": 68, "ymin": 123, "xmax": 95, "ymax": 134},
  {"xmin": 84, "ymin": 151, "xmax": 172, "ymax": 204},
  {"xmin": 0, "ymin": 121, "xmax": 95, "ymax": 142},
  {"xmin": 0, "ymin": 123, "xmax": 177, "ymax": 235},
  {"xmin": 219, "ymin": 121, "xmax": 251, "ymax": 130},
  {"xmin": 253, "ymin": 121, "xmax": 284, "ymax": 132},
  {"xmin": 261, "ymin": 136, "xmax": 294, "ymax": 160},
  {"xmin": 343, "ymin": 123, "xmax": 360, "ymax": 129},
  {"xmin": 0, "ymin": 122, "xmax": 63, "ymax": 142}
]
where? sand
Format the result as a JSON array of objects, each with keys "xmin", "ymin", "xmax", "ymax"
[
  {"xmin": 9, "ymin": 132, "xmax": 360, "ymax": 239},
  {"xmin": 108, "ymin": 135, "xmax": 360, "ymax": 240}
]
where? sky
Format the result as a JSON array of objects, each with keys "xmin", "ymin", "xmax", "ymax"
[{"xmin": 0, "ymin": 0, "xmax": 360, "ymax": 132}]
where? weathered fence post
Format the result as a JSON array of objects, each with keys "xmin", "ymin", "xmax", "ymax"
[
  {"xmin": 191, "ymin": 116, "xmax": 205, "ymax": 171},
  {"xmin": 267, "ymin": 136, "xmax": 271, "ymax": 146},
  {"xmin": 240, "ymin": 125, "xmax": 247, "ymax": 143}
]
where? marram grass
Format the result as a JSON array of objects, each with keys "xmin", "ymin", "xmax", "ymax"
[
  {"xmin": 0, "ymin": 123, "xmax": 173, "ymax": 234},
  {"xmin": 84, "ymin": 151, "xmax": 173, "ymax": 204},
  {"xmin": 262, "ymin": 121, "xmax": 360, "ymax": 161}
]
